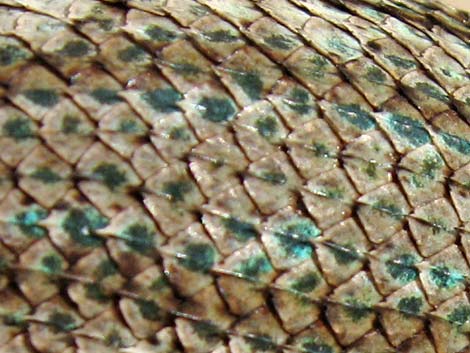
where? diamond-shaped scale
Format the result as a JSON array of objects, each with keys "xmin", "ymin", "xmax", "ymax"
[{"xmin": 0, "ymin": 0, "xmax": 470, "ymax": 352}]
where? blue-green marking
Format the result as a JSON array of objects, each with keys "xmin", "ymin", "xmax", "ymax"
[
  {"xmin": 197, "ymin": 97, "xmax": 236, "ymax": 123},
  {"xmin": 178, "ymin": 243, "xmax": 215, "ymax": 273},
  {"xmin": 430, "ymin": 265, "xmax": 465, "ymax": 289},
  {"xmin": 92, "ymin": 163, "xmax": 127, "ymax": 190},
  {"xmin": 11, "ymin": 207, "xmax": 48, "ymax": 238},
  {"xmin": 335, "ymin": 104, "xmax": 376, "ymax": 130},
  {"xmin": 222, "ymin": 217, "xmax": 258, "ymax": 242},
  {"xmin": 3, "ymin": 117, "xmax": 35, "ymax": 140},
  {"xmin": 397, "ymin": 296, "xmax": 423, "ymax": 316},
  {"xmin": 91, "ymin": 88, "xmax": 122, "ymax": 104},
  {"xmin": 121, "ymin": 223, "xmax": 155, "ymax": 254},
  {"xmin": 23, "ymin": 89, "xmax": 59, "ymax": 107},
  {"xmin": 0, "ymin": 45, "xmax": 27, "ymax": 66},
  {"xmin": 62, "ymin": 207, "xmax": 108, "ymax": 247},
  {"xmin": 385, "ymin": 253, "xmax": 419, "ymax": 283},
  {"xmin": 230, "ymin": 70, "xmax": 263, "ymax": 100},
  {"xmin": 30, "ymin": 167, "xmax": 62, "ymax": 184},
  {"xmin": 386, "ymin": 114, "xmax": 430, "ymax": 147},
  {"xmin": 440, "ymin": 131, "xmax": 470, "ymax": 155},
  {"xmin": 142, "ymin": 88, "xmax": 182, "ymax": 113}
]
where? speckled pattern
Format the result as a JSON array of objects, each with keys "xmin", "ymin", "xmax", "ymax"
[{"xmin": 0, "ymin": 0, "xmax": 469, "ymax": 352}]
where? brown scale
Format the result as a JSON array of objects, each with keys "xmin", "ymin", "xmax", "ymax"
[{"xmin": 0, "ymin": 0, "xmax": 470, "ymax": 353}]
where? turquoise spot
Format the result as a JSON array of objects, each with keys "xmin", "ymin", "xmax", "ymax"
[
  {"xmin": 30, "ymin": 167, "xmax": 62, "ymax": 184},
  {"xmin": 142, "ymin": 88, "xmax": 182, "ymax": 113},
  {"xmin": 222, "ymin": 217, "xmax": 258, "ymax": 242},
  {"xmin": 291, "ymin": 272, "xmax": 319, "ymax": 293},
  {"xmin": 2, "ymin": 117, "xmax": 35, "ymax": 140},
  {"xmin": 256, "ymin": 116, "xmax": 278, "ymax": 140},
  {"xmin": 11, "ymin": 207, "xmax": 48, "ymax": 238},
  {"xmin": 48, "ymin": 312, "xmax": 77, "ymax": 332},
  {"xmin": 61, "ymin": 115, "xmax": 81, "ymax": 134},
  {"xmin": 430, "ymin": 265, "xmax": 465, "ymax": 289},
  {"xmin": 162, "ymin": 181, "xmax": 192, "ymax": 202},
  {"xmin": 136, "ymin": 299, "xmax": 161, "ymax": 321},
  {"xmin": 275, "ymin": 231, "xmax": 312, "ymax": 260},
  {"xmin": 121, "ymin": 223, "xmax": 154, "ymax": 253},
  {"xmin": 92, "ymin": 163, "xmax": 127, "ymax": 190},
  {"xmin": 328, "ymin": 242, "xmax": 360, "ymax": 265},
  {"xmin": 397, "ymin": 296, "xmax": 423, "ymax": 316},
  {"xmin": 197, "ymin": 97, "xmax": 236, "ymax": 122},
  {"xmin": 62, "ymin": 207, "xmax": 108, "ymax": 247},
  {"xmin": 385, "ymin": 55, "xmax": 417, "ymax": 69},
  {"xmin": 386, "ymin": 114, "xmax": 430, "ymax": 147},
  {"xmin": 40, "ymin": 254, "xmax": 62, "ymax": 274},
  {"xmin": 284, "ymin": 87, "xmax": 313, "ymax": 115},
  {"xmin": 23, "ymin": 89, "xmax": 59, "ymax": 107},
  {"xmin": 22, "ymin": 209, "xmax": 48, "ymax": 224},
  {"xmin": 415, "ymin": 82, "xmax": 450, "ymax": 103},
  {"xmin": 385, "ymin": 254, "xmax": 419, "ymax": 283},
  {"xmin": 440, "ymin": 131, "xmax": 470, "ymax": 155},
  {"xmin": 0, "ymin": 45, "xmax": 27, "ymax": 66},
  {"xmin": 335, "ymin": 104, "xmax": 376, "ymax": 130},
  {"xmin": 237, "ymin": 255, "xmax": 273, "ymax": 279},
  {"xmin": 59, "ymin": 40, "xmax": 90, "ymax": 57},
  {"xmin": 117, "ymin": 45, "xmax": 147, "ymax": 62},
  {"xmin": 90, "ymin": 88, "xmax": 122, "ymax": 104},
  {"xmin": 264, "ymin": 34, "xmax": 294, "ymax": 50},
  {"xmin": 145, "ymin": 25, "xmax": 177, "ymax": 42},
  {"xmin": 447, "ymin": 305, "xmax": 470, "ymax": 326},
  {"xmin": 279, "ymin": 218, "xmax": 321, "ymax": 242},
  {"xmin": 202, "ymin": 30, "xmax": 239, "ymax": 43},
  {"xmin": 230, "ymin": 70, "xmax": 263, "ymax": 100},
  {"xmin": 3, "ymin": 313, "xmax": 27, "ymax": 328},
  {"xmin": 178, "ymin": 243, "xmax": 215, "ymax": 273}
]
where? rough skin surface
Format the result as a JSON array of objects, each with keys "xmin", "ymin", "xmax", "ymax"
[{"xmin": 0, "ymin": 0, "xmax": 469, "ymax": 352}]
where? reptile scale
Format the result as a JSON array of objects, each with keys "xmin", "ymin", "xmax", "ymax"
[{"xmin": 0, "ymin": 0, "xmax": 469, "ymax": 352}]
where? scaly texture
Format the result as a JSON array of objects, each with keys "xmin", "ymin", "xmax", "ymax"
[{"xmin": 0, "ymin": 0, "xmax": 469, "ymax": 352}]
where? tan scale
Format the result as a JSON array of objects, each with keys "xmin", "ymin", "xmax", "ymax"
[{"xmin": 0, "ymin": 0, "xmax": 469, "ymax": 353}]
